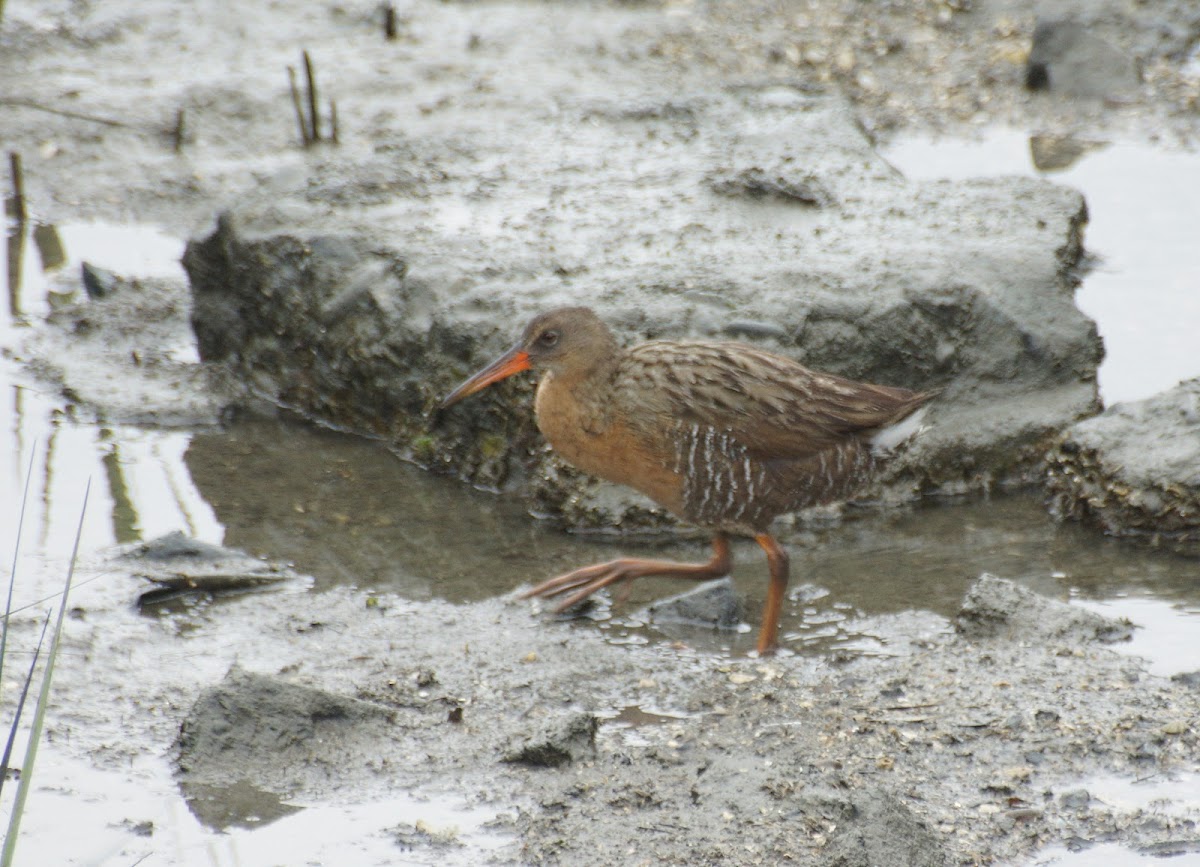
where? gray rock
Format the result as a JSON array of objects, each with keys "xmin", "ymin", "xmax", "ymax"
[
  {"xmin": 956, "ymin": 574, "xmax": 1133, "ymax": 644},
  {"xmin": 502, "ymin": 712, "xmax": 597, "ymax": 768},
  {"xmin": 644, "ymin": 577, "xmax": 744, "ymax": 630},
  {"xmin": 183, "ymin": 89, "xmax": 1100, "ymax": 530},
  {"xmin": 121, "ymin": 532, "xmax": 298, "ymax": 606},
  {"xmin": 176, "ymin": 667, "xmax": 398, "ymax": 800},
  {"xmin": 127, "ymin": 530, "xmax": 232, "ymax": 562},
  {"xmin": 1026, "ymin": 16, "xmax": 1140, "ymax": 100},
  {"xmin": 1045, "ymin": 378, "xmax": 1200, "ymax": 551}
]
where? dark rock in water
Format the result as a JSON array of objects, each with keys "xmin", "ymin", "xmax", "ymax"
[
  {"xmin": 645, "ymin": 577, "xmax": 743, "ymax": 630},
  {"xmin": 81, "ymin": 261, "xmax": 121, "ymax": 299},
  {"xmin": 1045, "ymin": 378, "xmax": 1200, "ymax": 552},
  {"xmin": 129, "ymin": 530, "xmax": 233, "ymax": 562},
  {"xmin": 1059, "ymin": 788, "xmax": 1092, "ymax": 810},
  {"xmin": 956, "ymin": 574, "xmax": 1134, "ymax": 644},
  {"xmin": 183, "ymin": 90, "xmax": 1100, "ymax": 529},
  {"xmin": 1026, "ymin": 17, "xmax": 1140, "ymax": 99},
  {"xmin": 502, "ymin": 712, "xmax": 597, "ymax": 768},
  {"xmin": 122, "ymin": 531, "xmax": 298, "ymax": 606}
]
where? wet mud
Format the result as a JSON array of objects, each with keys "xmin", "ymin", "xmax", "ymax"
[{"xmin": 3, "ymin": 0, "xmax": 1200, "ymax": 865}]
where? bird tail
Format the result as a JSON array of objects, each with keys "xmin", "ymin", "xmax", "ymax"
[{"xmin": 869, "ymin": 404, "xmax": 931, "ymax": 454}]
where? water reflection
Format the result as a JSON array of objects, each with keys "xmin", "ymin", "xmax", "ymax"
[
  {"xmin": 1029, "ymin": 843, "xmax": 1200, "ymax": 867},
  {"xmin": 1, "ymin": 219, "xmax": 208, "ymax": 588}
]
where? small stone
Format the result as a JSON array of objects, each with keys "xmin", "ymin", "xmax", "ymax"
[
  {"xmin": 1059, "ymin": 789, "xmax": 1091, "ymax": 809},
  {"xmin": 646, "ymin": 577, "xmax": 744, "ymax": 630},
  {"xmin": 502, "ymin": 713, "xmax": 597, "ymax": 768},
  {"xmin": 81, "ymin": 261, "xmax": 121, "ymax": 299}
]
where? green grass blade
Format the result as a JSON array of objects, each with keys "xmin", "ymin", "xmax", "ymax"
[
  {"xmin": 0, "ymin": 611, "xmax": 51, "ymax": 802},
  {"xmin": 1, "ymin": 446, "xmax": 39, "ymax": 699},
  {"xmin": 1, "ymin": 478, "xmax": 90, "ymax": 867}
]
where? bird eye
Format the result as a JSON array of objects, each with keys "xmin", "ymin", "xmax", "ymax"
[{"xmin": 538, "ymin": 330, "xmax": 560, "ymax": 348}]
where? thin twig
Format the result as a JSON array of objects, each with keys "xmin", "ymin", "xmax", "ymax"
[
  {"xmin": 330, "ymin": 99, "xmax": 339, "ymax": 145},
  {"xmin": 287, "ymin": 66, "xmax": 310, "ymax": 147},
  {"xmin": 302, "ymin": 50, "xmax": 320, "ymax": 143},
  {"xmin": 0, "ymin": 570, "xmax": 110, "ymax": 622},
  {"xmin": 0, "ymin": 98, "xmax": 136, "ymax": 129}
]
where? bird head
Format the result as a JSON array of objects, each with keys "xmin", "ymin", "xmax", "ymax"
[{"xmin": 438, "ymin": 307, "xmax": 614, "ymax": 409}]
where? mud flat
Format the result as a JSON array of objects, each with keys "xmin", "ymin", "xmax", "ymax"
[
  {"xmin": 154, "ymin": 567, "xmax": 1198, "ymax": 867},
  {"xmin": 3, "ymin": 0, "xmax": 1200, "ymax": 865}
]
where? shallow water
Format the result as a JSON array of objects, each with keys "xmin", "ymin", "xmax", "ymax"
[
  {"xmin": 3, "ymin": 138, "xmax": 1200, "ymax": 863},
  {"xmin": 1024, "ymin": 769, "xmax": 1200, "ymax": 865},
  {"xmin": 3, "ymin": 202, "xmax": 1200, "ymax": 659},
  {"xmin": 21, "ymin": 750, "xmax": 510, "ymax": 866}
]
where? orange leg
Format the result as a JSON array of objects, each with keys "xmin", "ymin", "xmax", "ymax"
[
  {"xmin": 522, "ymin": 534, "xmax": 732, "ymax": 612},
  {"xmin": 754, "ymin": 534, "xmax": 790, "ymax": 656}
]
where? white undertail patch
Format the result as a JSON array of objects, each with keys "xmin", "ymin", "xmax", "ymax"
[{"xmin": 870, "ymin": 405, "xmax": 930, "ymax": 454}]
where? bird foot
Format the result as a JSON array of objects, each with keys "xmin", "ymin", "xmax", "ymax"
[
  {"xmin": 521, "ymin": 552, "xmax": 731, "ymax": 614},
  {"xmin": 521, "ymin": 559, "xmax": 647, "ymax": 613}
]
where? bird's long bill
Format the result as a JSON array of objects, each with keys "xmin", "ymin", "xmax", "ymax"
[{"xmin": 439, "ymin": 346, "xmax": 531, "ymax": 409}]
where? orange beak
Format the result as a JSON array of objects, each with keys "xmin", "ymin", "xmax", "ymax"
[{"xmin": 439, "ymin": 346, "xmax": 532, "ymax": 409}]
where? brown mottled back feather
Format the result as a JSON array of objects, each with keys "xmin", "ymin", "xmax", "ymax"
[{"xmin": 616, "ymin": 341, "xmax": 934, "ymax": 462}]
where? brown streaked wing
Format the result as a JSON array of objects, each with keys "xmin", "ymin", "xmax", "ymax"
[{"xmin": 617, "ymin": 340, "xmax": 930, "ymax": 461}]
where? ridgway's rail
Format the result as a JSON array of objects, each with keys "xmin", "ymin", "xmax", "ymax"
[{"xmin": 440, "ymin": 307, "xmax": 936, "ymax": 655}]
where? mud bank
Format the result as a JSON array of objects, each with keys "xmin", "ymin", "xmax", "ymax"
[
  {"xmin": 1046, "ymin": 378, "xmax": 1200, "ymax": 554},
  {"xmin": 181, "ymin": 96, "xmax": 1098, "ymax": 529},
  {"xmin": 158, "ymin": 562, "xmax": 1200, "ymax": 866}
]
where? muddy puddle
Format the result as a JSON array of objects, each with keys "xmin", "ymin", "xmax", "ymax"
[{"xmin": 3, "ymin": 137, "xmax": 1200, "ymax": 864}]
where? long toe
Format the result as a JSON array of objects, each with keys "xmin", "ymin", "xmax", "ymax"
[
  {"xmin": 551, "ymin": 569, "xmax": 631, "ymax": 612},
  {"xmin": 520, "ymin": 560, "xmax": 621, "ymax": 599}
]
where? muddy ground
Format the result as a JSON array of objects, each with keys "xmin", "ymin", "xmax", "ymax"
[{"xmin": 4, "ymin": 0, "xmax": 1200, "ymax": 865}]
